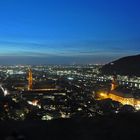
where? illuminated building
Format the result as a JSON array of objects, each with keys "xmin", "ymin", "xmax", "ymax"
[
  {"xmin": 111, "ymin": 76, "xmax": 118, "ymax": 91},
  {"xmin": 97, "ymin": 76, "xmax": 140, "ymax": 110},
  {"xmin": 26, "ymin": 68, "xmax": 59, "ymax": 92},
  {"xmin": 28, "ymin": 69, "xmax": 33, "ymax": 90},
  {"xmin": 98, "ymin": 90, "xmax": 140, "ymax": 110}
]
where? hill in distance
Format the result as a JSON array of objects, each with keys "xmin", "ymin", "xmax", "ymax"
[{"xmin": 101, "ymin": 54, "xmax": 140, "ymax": 76}]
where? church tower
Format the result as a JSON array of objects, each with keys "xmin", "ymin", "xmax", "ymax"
[
  {"xmin": 111, "ymin": 76, "xmax": 118, "ymax": 91},
  {"xmin": 28, "ymin": 69, "xmax": 33, "ymax": 90}
]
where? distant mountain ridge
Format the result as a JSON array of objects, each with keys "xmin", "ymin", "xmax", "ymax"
[{"xmin": 101, "ymin": 54, "xmax": 140, "ymax": 76}]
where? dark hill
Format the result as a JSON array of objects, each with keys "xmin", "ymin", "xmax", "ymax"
[{"xmin": 101, "ymin": 54, "xmax": 140, "ymax": 76}]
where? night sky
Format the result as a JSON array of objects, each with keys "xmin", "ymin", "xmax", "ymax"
[{"xmin": 0, "ymin": 0, "xmax": 140, "ymax": 64}]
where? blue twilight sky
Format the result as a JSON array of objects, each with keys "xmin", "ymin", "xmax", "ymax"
[{"xmin": 0, "ymin": 0, "xmax": 140, "ymax": 64}]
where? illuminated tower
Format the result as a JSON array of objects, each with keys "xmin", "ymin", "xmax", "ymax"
[
  {"xmin": 111, "ymin": 76, "xmax": 117, "ymax": 91},
  {"xmin": 28, "ymin": 69, "xmax": 33, "ymax": 90}
]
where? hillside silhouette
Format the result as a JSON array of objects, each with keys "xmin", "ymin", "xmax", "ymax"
[{"xmin": 101, "ymin": 54, "xmax": 140, "ymax": 76}]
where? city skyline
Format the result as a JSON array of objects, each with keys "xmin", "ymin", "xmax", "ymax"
[{"xmin": 0, "ymin": 0, "xmax": 140, "ymax": 64}]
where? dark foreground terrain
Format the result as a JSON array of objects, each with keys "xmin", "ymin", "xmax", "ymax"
[{"xmin": 1, "ymin": 113, "xmax": 140, "ymax": 140}]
